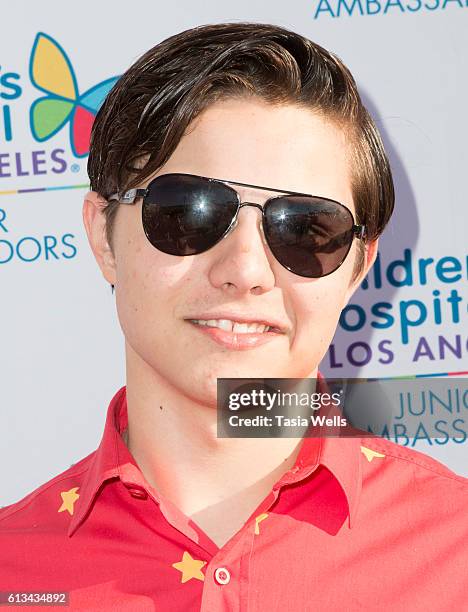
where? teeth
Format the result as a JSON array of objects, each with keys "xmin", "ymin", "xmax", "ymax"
[
  {"xmin": 191, "ymin": 319, "xmax": 270, "ymax": 333},
  {"xmin": 232, "ymin": 322, "xmax": 248, "ymax": 333}
]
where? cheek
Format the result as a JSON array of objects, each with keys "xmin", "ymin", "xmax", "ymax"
[
  {"xmin": 114, "ymin": 255, "xmax": 153, "ymax": 347},
  {"xmin": 113, "ymin": 205, "xmax": 174, "ymax": 298},
  {"xmin": 113, "ymin": 232, "xmax": 199, "ymax": 354},
  {"xmin": 296, "ymin": 242, "xmax": 356, "ymax": 313},
  {"xmin": 113, "ymin": 226, "xmax": 170, "ymax": 338},
  {"xmin": 295, "ymin": 281, "xmax": 348, "ymax": 327},
  {"xmin": 289, "ymin": 250, "xmax": 355, "ymax": 351}
]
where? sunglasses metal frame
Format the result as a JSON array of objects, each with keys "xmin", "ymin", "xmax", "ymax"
[
  {"xmin": 108, "ymin": 172, "xmax": 366, "ymax": 238},
  {"xmin": 108, "ymin": 172, "xmax": 367, "ymax": 278}
]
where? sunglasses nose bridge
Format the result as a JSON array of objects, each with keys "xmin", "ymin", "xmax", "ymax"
[
  {"xmin": 229, "ymin": 201, "xmax": 267, "ymax": 238},
  {"xmin": 238, "ymin": 201, "xmax": 264, "ymax": 212}
]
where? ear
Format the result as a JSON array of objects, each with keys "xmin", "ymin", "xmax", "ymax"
[
  {"xmin": 82, "ymin": 191, "xmax": 117, "ymax": 286},
  {"xmin": 344, "ymin": 238, "xmax": 379, "ymax": 303}
]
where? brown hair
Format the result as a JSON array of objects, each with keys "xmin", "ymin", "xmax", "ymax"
[{"xmin": 88, "ymin": 21, "xmax": 394, "ymax": 281}]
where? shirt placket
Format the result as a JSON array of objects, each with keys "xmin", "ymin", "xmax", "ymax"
[
  {"xmin": 198, "ymin": 464, "xmax": 314, "ymax": 612},
  {"xmin": 199, "ymin": 516, "xmax": 258, "ymax": 612},
  {"xmin": 118, "ymin": 434, "xmax": 321, "ymax": 611}
]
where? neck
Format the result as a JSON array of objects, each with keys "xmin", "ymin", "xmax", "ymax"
[{"xmin": 123, "ymin": 342, "xmax": 317, "ymax": 518}]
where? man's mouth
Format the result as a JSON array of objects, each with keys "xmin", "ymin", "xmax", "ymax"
[{"xmin": 187, "ymin": 319, "xmax": 281, "ymax": 334}]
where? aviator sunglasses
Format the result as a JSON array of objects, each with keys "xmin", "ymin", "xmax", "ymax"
[{"xmin": 109, "ymin": 173, "xmax": 367, "ymax": 279}]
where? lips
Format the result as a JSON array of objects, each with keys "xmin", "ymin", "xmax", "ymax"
[
  {"xmin": 184, "ymin": 312, "xmax": 287, "ymax": 334},
  {"xmin": 189, "ymin": 319, "xmax": 272, "ymax": 334},
  {"xmin": 187, "ymin": 319, "xmax": 284, "ymax": 350}
]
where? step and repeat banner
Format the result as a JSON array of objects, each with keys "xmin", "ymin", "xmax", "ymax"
[{"xmin": 1, "ymin": 1, "xmax": 467, "ymax": 506}]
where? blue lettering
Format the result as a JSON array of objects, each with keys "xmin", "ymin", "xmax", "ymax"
[
  {"xmin": 378, "ymin": 424, "xmax": 391, "ymax": 440},
  {"xmin": 17, "ymin": 236, "xmax": 41, "ymax": 262},
  {"xmin": 418, "ymin": 257, "xmax": 434, "ymax": 285},
  {"xmin": 0, "ymin": 72, "xmax": 22, "ymax": 99},
  {"xmin": 384, "ymin": 0, "xmax": 405, "ymax": 11},
  {"xmin": 0, "ymin": 239, "xmax": 14, "ymax": 263},
  {"xmin": 370, "ymin": 301, "xmax": 394, "ymax": 329},
  {"xmin": 432, "ymin": 290, "xmax": 442, "ymax": 324},
  {"xmin": 44, "ymin": 235, "xmax": 59, "ymax": 260},
  {"xmin": 434, "ymin": 420, "xmax": 450, "ymax": 445},
  {"xmin": 61, "ymin": 233, "xmax": 77, "ymax": 259},
  {"xmin": 0, "ymin": 208, "xmax": 7, "ymax": 233},
  {"xmin": 400, "ymin": 299, "xmax": 427, "ymax": 344},
  {"xmin": 447, "ymin": 289, "xmax": 462, "ymax": 322},
  {"xmin": 442, "ymin": 0, "xmax": 463, "ymax": 7},
  {"xmin": 366, "ymin": 0, "xmax": 382, "ymax": 12},
  {"xmin": 452, "ymin": 418, "xmax": 467, "ymax": 443},
  {"xmin": 412, "ymin": 422, "xmax": 432, "ymax": 446},
  {"xmin": 436, "ymin": 256, "xmax": 462, "ymax": 282},
  {"xmin": 1, "ymin": 105, "xmax": 13, "ymax": 142},
  {"xmin": 337, "ymin": 0, "xmax": 364, "ymax": 15},
  {"xmin": 0, "ymin": 233, "xmax": 77, "ymax": 263},
  {"xmin": 387, "ymin": 248, "xmax": 413, "ymax": 287},
  {"xmin": 314, "ymin": 0, "xmax": 336, "ymax": 17},
  {"xmin": 340, "ymin": 304, "xmax": 366, "ymax": 331},
  {"xmin": 394, "ymin": 423, "xmax": 409, "ymax": 446}
]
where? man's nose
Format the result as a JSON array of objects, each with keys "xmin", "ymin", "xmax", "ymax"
[
  {"xmin": 207, "ymin": 202, "xmax": 276, "ymax": 294},
  {"xmin": 228, "ymin": 202, "xmax": 266, "ymax": 244},
  {"xmin": 228, "ymin": 201, "xmax": 267, "ymax": 236}
]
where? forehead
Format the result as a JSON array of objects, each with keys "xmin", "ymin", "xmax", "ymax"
[{"xmin": 149, "ymin": 97, "xmax": 354, "ymax": 209}]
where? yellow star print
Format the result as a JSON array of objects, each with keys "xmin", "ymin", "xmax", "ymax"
[
  {"xmin": 172, "ymin": 551, "xmax": 206, "ymax": 583},
  {"xmin": 254, "ymin": 513, "xmax": 269, "ymax": 535},
  {"xmin": 58, "ymin": 487, "xmax": 80, "ymax": 515},
  {"xmin": 360, "ymin": 446, "xmax": 385, "ymax": 462}
]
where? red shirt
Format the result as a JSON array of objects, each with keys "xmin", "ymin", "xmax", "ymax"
[{"xmin": 1, "ymin": 384, "xmax": 467, "ymax": 611}]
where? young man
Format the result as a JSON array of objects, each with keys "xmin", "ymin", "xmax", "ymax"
[{"xmin": 1, "ymin": 22, "xmax": 466, "ymax": 611}]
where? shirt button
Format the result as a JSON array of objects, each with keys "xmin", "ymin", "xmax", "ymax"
[
  {"xmin": 124, "ymin": 483, "xmax": 148, "ymax": 500},
  {"xmin": 214, "ymin": 567, "xmax": 231, "ymax": 585},
  {"xmin": 130, "ymin": 488, "xmax": 148, "ymax": 499}
]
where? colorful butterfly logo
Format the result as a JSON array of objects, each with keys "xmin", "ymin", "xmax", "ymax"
[{"xmin": 29, "ymin": 32, "xmax": 120, "ymax": 157}]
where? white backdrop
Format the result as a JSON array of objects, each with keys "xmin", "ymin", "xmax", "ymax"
[{"xmin": 1, "ymin": 0, "xmax": 467, "ymax": 507}]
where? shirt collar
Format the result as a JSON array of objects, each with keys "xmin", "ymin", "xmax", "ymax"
[
  {"xmin": 285, "ymin": 371, "xmax": 362, "ymax": 529},
  {"xmin": 68, "ymin": 386, "xmax": 135, "ymax": 537},
  {"xmin": 69, "ymin": 374, "xmax": 362, "ymax": 536}
]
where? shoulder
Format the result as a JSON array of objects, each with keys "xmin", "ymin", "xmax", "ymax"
[
  {"xmin": 361, "ymin": 436, "xmax": 466, "ymax": 480},
  {"xmin": 0, "ymin": 452, "xmax": 94, "ymax": 531},
  {"xmin": 359, "ymin": 436, "xmax": 468, "ymax": 509}
]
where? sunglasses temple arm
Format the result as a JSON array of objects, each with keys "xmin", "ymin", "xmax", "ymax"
[
  {"xmin": 108, "ymin": 188, "xmax": 148, "ymax": 204},
  {"xmin": 354, "ymin": 224, "xmax": 367, "ymax": 240}
]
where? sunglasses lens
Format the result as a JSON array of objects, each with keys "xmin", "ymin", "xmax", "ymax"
[
  {"xmin": 142, "ymin": 174, "xmax": 239, "ymax": 255},
  {"xmin": 264, "ymin": 196, "xmax": 355, "ymax": 278}
]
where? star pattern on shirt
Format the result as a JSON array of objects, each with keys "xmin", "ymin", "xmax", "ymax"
[
  {"xmin": 172, "ymin": 551, "xmax": 206, "ymax": 583},
  {"xmin": 254, "ymin": 513, "xmax": 269, "ymax": 535},
  {"xmin": 360, "ymin": 446, "xmax": 385, "ymax": 462},
  {"xmin": 58, "ymin": 487, "xmax": 80, "ymax": 515}
]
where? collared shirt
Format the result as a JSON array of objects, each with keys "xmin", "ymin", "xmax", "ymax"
[{"xmin": 1, "ymin": 383, "xmax": 467, "ymax": 611}]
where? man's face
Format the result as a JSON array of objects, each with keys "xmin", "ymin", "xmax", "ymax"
[{"xmin": 85, "ymin": 97, "xmax": 376, "ymax": 407}]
